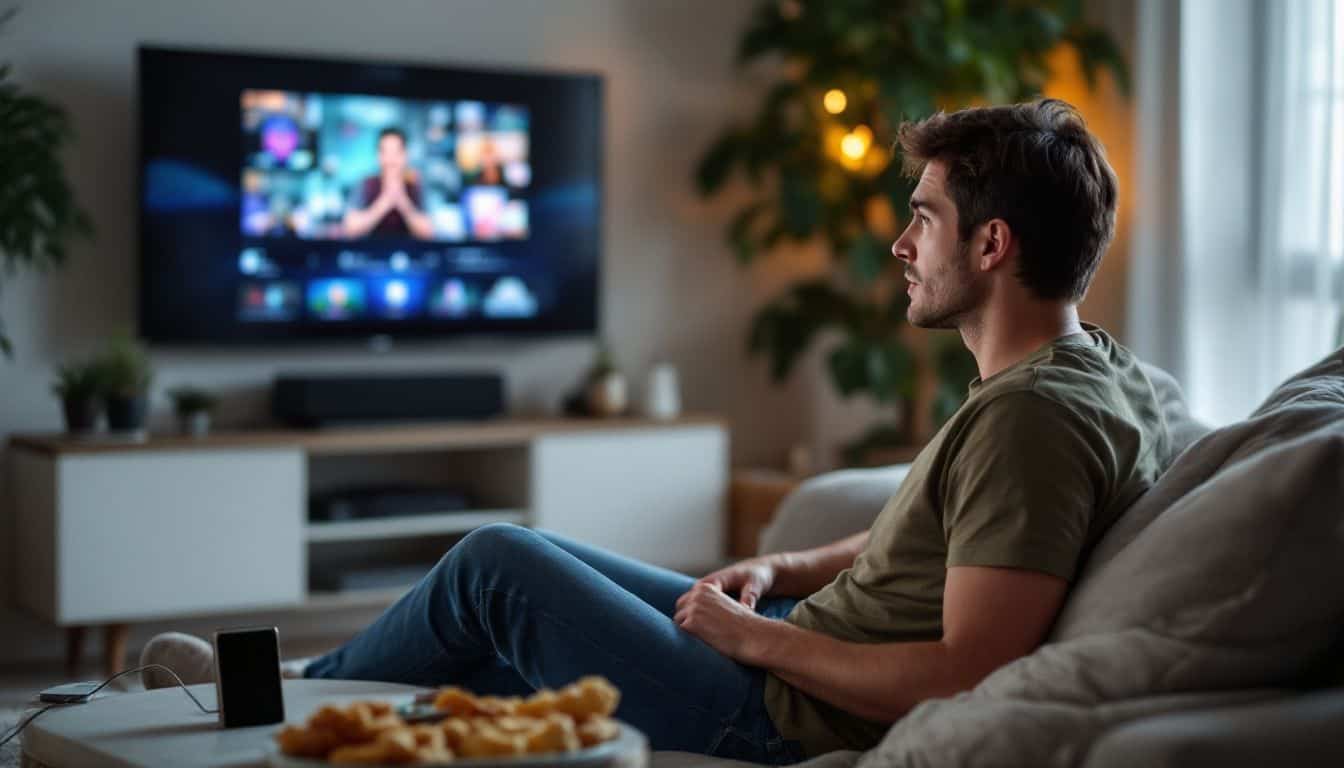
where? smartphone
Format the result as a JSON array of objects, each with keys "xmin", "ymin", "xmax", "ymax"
[
  {"xmin": 39, "ymin": 681, "xmax": 101, "ymax": 703},
  {"xmin": 213, "ymin": 626, "xmax": 285, "ymax": 728}
]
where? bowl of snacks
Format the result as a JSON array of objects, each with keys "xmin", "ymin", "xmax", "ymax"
[{"xmin": 268, "ymin": 676, "xmax": 647, "ymax": 766}]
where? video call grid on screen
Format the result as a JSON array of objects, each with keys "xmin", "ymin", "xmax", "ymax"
[
  {"xmin": 138, "ymin": 46, "xmax": 603, "ymax": 343},
  {"xmin": 240, "ymin": 89, "xmax": 531, "ymax": 243}
]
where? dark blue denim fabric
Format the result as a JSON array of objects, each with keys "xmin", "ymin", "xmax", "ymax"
[{"xmin": 306, "ymin": 523, "xmax": 807, "ymax": 764}]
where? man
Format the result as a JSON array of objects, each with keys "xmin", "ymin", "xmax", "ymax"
[
  {"xmin": 342, "ymin": 127, "xmax": 435, "ymax": 239},
  {"xmin": 144, "ymin": 99, "xmax": 1168, "ymax": 764}
]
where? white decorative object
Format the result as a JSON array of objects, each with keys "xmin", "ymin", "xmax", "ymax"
[{"xmin": 643, "ymin": 363, "xmax": 681, "ymax": 420}]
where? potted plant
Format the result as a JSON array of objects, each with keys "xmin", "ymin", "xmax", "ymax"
[
  {"xmin": 98, "ymin": 335, "xmax": 153, "ymax": 435},
  {"xmin": 168, "ymin": 386, "xmax": 218, "ymax": 437},
  {"xmin": 0, "ymin": 9, "xmax": 93, "ymax": 358},
  {"xmin": 696, "ymin": 0, "xmax": 1128, "ymax": 460},
  {"xmin": 584, "ymin": 342, "xmax": 629, "ymax": 417},
  {"xmin": 51, "ymin": 358, "xmax": 104, "ymax": 435}
]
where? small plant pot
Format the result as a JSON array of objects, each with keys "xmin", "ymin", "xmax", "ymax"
[
  {"xmin": 61, "ymin": 397, "xmax": 102, "ymax": 435},
  {"xmin": 178, "ymin": 410, "xmax": 212, "ymax": 437},
  {"xmin": 586, "ymin": 372, "xmax": 628, "ymax": 417},
  {"xmin": 106, "ymin": 394, "xmax": 149, "ymax": 434}
]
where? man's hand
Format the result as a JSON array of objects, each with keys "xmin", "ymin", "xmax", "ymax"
[
  {"xmin": 693, "ymin": 556, "xmax": 778, "ymax": 609},
  {"xmin": 673, "ymin": 581, "xmax": 774, "ymax": 663},
  {"xmin": 381, "ymin": 173, "xmax": 408, "ymax": 208}
]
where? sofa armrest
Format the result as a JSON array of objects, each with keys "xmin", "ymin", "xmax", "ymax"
[
  {"xmin": 1084, "ymin": 688, "xmax": 1344, "ymax": 768},
  {"xmin": 756, "ymin": 465, "xmax": 910, "ymax": 555}
]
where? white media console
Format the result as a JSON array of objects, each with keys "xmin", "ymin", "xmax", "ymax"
[{"xmin": 8, "ymin": 416, "xmax": 728, "ymax": 674}]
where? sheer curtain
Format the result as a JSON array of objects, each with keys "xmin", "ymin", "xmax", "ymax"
[{"xmin": 1130, "ymin": 0, "xmax": 1343, "ymax": 426}]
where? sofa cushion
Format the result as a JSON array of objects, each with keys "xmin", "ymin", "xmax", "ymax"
[
  {"xmin": 651, "ymin": 750, "xmax": 862, "ymax": 768},
  {"xmin": 1061, "ymin": 346, "xmax": 1344, "ymax": 590},
  {"xmin": 1137, "ymin": 361, "xmax": 1211, "ymax": 470},
  {"xmin": 854, "ymin": 689, "xmax": 1282, "ymax": 768}
]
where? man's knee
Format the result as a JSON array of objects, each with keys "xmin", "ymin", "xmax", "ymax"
[
  {"xmin": 447, "ymin": 522, "xmax": 538, "ymax": 569},
  {"xmin": 428, "ymin": 523, "xmax": 540, "ymax": 596}
]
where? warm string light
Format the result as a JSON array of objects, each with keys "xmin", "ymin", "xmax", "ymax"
[
  {"xmin": 840, "ymin": 124, "xmax": 873, "ymax": 160},
  {"xmin": 823, "ymin": 89, "xmax": 847, "ymax": 114}
]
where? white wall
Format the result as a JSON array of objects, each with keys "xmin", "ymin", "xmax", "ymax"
[{"xmin": 1, "ymin": 0, "xmax": 814, "ymax": 666}]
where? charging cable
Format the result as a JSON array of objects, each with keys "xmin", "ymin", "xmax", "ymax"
[{"xmin": 0, "ymin": 664, "xmax": 217, "ymax": 748}]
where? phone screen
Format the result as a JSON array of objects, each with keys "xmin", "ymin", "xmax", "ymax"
[{"xmin": 214, "ymin": 627, "xmax": 285, "ymax": 728}]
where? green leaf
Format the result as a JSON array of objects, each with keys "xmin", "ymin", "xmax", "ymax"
[
  {"xmin": 1066, "ymin": 27, "xmax": 1132, "ymax": 95},
  {"xmin": 694, "ymin": 131, "xmax": 745, "ymax": 196},
  {"xmin": 826, "ymin": 335, "xmax": 915, "ymax": 403},
  {"xmin": 845, "ymin": 231, "xmax": 886, "ymax": 283},
  {"xmin": 727, "ymin": 202, "xmax": 768, "ymax": 264},
  {"xmin": 780, "ymin": 172, "xmax": 822, "ymax": 236},
  {"xmin": 827, "ymin": 339, "xmax": 869, "ymax": 398},
  {"xmin": 865, "ymin": 340, "xmax": 915, "ymax": 402}
]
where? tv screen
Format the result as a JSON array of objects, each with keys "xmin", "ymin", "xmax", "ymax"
[{"xmin": 138, "ymin": 47, "xmax": 602, "ymax": 343}]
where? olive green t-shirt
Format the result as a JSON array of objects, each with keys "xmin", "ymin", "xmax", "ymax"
[{"xmin": 762, "ymin": 325, "xmax": 1170, "ymax": 757}]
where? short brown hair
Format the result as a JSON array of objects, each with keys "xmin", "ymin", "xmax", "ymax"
[{"xmin": 897, "ymin": 99, "xmax": 1118, "ymax": 302}]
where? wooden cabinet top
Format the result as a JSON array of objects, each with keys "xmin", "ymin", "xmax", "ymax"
[{"xmin": 8, "ymin": 415, "xmax": 727, "ymax": 457}]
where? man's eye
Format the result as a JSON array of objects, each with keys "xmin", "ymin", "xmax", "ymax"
[{"xmin": 919, "ymin": 214, "xmax": 930, "ymax": 225}]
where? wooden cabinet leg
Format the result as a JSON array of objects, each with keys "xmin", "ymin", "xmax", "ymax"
[
  {"xmin": 65, "ymin": 626, "xmax": 87, "ymax": 678},
  {"xmin": 104, "ymin": 623, "xmax": 130, "ymax": 678}
]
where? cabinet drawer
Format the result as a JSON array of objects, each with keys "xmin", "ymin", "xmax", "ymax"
[{"xmin": 18, "ymin": 449, "xmax": 304, "ymax": 623}]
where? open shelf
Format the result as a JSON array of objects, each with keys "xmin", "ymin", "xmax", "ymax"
[
  {"xmin": 301, "ymin": 587, "xmax": 412, "ymax": 611},
  {"xmin": 305, "ymin": 509, "xmax": 528, "ymax": 543}
]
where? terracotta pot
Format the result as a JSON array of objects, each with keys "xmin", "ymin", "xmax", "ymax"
[{"xmin": 586, "ymin": 372, "xmax": 628, "ymax": 417}]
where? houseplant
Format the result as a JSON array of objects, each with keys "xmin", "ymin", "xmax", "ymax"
[
  {"xmin": 697, "ymin": 0, "xmax": 1128, "ymax": 459},
  {"xmin": 0, "ymin": 8, "xmax": 93, "ymax": 358},
  {"xmin": 98, "ymin": 334, "xmax": 154, "ymax": 434},
  {"xmin": 167, "ymin": 386, "xmax": 218, "ymax": 437},
  {"xmin": 51, "ymin": 357, "xmax": 104, "ymax": 434}
]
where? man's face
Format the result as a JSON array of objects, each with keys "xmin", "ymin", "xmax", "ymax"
[
  {"xmin": 891, "ymin": 161, "xmax": 985, "ymax": 329},
  {"xmin": 377, "ymin": 134, "xmax": 407, "ymax": 175}
]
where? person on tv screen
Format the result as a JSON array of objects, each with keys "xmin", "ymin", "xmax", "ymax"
[{"xmin": 342, "ymin": 127, "xmax": 435, "ymax": 239}]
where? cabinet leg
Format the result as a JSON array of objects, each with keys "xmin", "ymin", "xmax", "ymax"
[
  {"xmin": 104, "ymin": 623, "xmax": 130, "ymax": 679},
  {"xmin": 65, "ymin": 626, "xmax": 87, "ymax": 678}
]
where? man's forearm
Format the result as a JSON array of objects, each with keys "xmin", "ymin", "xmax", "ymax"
[
  {"xmin": 397, "ymin": 200, "xmax": 435, "ymax": 239},
  {"xmin": 748, "ymin": 620, "xmax": 991, "ymax": 723},
  {"xmin": 768, "ymin": 530, "xmax": 869, "ymax": 597},
  {"xmin": 343, "ymin": 197, "xmax": 391, "ymax": 237}
]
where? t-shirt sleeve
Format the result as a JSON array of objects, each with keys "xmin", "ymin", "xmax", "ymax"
[{"xmin": 941, "ymin": 390, "xmax": 1107, "ymax": 581}]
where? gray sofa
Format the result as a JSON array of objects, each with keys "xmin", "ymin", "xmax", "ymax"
[{"xmin": 655, "ymin": 348, "xmax": 1344, "ymax": 768}]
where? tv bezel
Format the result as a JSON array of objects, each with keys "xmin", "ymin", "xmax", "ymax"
[{"xmin": 136, "ymin": 44, "xmax": 604, "ymax": 347}]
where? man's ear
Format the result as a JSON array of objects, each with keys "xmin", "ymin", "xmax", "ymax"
[{"xmin": 976, "ymin": 218, "xmax": 1014, "ymax": 273}]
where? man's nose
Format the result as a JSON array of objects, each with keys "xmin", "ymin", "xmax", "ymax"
[{"xmin": 892, "ymin": 237, "xmax": 912, "ymax": 263}]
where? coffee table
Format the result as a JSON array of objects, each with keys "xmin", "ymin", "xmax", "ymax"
[{"xmin": 19, "ymin": 679, "xmax": 648, "ymax": 767}]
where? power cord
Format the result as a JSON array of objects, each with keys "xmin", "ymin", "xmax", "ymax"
[{"xmin": 0, "ymin": 664, "xmax": 217, "ymax": 748}]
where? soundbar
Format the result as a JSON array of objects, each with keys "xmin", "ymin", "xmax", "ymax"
[{"xmin": 272, "ymin": 372, "xmax": 504, "ymax": 427}]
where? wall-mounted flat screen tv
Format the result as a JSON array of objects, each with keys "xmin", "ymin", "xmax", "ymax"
[{"xmin": 138, "ymin": 46, "xmax": 602, "ymax": 343}]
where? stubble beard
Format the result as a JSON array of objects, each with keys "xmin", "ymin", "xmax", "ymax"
[{"xmin": 906, "ymin": 240, "xmax": 982, "ymax": 330}]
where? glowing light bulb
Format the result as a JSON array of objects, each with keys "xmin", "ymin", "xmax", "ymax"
[
  {"xmin": 852, "ymin": 124, "xmax": 873, "ymax": 147},
  {"xmin": 823, "ymin": 89, "xmax": 847, "ymax": 114},
  {"xmin": 840, "ymin": 132, "xmax": 867, "ymax": 160}
]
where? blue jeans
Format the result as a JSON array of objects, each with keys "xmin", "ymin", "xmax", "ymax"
[{"xmin": 305, "ymin": 523, "xmax": 807, "ymax": 764}]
